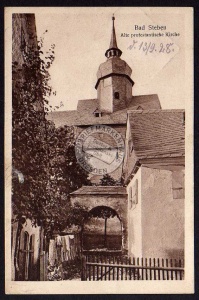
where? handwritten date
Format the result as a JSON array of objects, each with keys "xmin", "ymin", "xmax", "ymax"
[{"xmin": 127, "ymin": 40, "xmax": 175, "ymax": 55}]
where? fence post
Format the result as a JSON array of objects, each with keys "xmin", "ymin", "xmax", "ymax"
[
  {"xmin": 81, "ymin": 255, "xmax": 86, "ymax": 281},
  {"xmin": 40, "ymin": 252, "xmax": 44, "ymax": 281},
  {"xmin": 45, "ymin": 251, "xmax": 48, "ymax": 281}
]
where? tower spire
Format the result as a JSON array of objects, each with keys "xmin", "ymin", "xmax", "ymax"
[
  {"xmin": 109, "ymin": 14, "xmax": 117, "ymax": 48},
  {"xmin": 105, "ymin": 15, "xmax": 122, "ymax": 59}
]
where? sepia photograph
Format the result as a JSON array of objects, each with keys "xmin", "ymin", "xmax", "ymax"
[{"xmin": 5, "ymin": 7, "xmax": 194, "ymax": 294}]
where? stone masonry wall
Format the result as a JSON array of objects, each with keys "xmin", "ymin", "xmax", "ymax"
[{"xmin": 71, "ymin": 194, "xmax": 128, "ymax": 250}]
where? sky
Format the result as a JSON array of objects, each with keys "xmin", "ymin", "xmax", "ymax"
[{"xmin": 33, "ymin": 7, "xmax": 189, "ymax": 112}]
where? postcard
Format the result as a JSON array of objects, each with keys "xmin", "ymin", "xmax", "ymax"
[{"xmin": 5, "ymin": 6, "xmax": 194, "ymax": 294}]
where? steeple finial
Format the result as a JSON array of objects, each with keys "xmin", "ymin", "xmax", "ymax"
[
  {"xmin": 109, "ymin": 14, "xmax": 117, "ymax": 48},
  {"xmin": 105, "ymin": 15, "xmax": 122, "ymax": 59}
]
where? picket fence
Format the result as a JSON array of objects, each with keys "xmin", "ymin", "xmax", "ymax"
[
  {"xmin": 40, "ymin": 251, "xmax": 48, "ymax": 281},
  {"xmin": 81, "ymin": 255, "xmax": 184, "ymax": 281}
]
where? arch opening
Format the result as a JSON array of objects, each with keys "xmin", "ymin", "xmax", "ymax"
[{"xmin": 83, "ymin": 206, "xmax": 122, "ymax": 251}]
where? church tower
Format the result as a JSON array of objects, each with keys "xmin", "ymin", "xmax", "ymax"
[{"xmin": 95, "ymin": 15, "xmax": 134, "ymax": 113}]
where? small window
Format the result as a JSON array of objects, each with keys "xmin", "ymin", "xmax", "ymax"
[
  {"xmin": 93, "ymin": 108, "xmax": 102, "ymax": 117},
  {"xmin": 114, "ymin": 92, "xmax": 119, "ymax": 99}
]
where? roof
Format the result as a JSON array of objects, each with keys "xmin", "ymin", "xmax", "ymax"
[
  {"xmin": 47, "ymin": 94, "xmax": 161, "ymax": 127},
  {"xmin": 77, "ymin": 99, "xmax": 99, "ymax": 113},
  {"xmin": 70, "ymin": 186, "xmax": 127, "ymax": 195},
  {"xmin": 128, "ymin": 109, "xmax": 185, "ymax": 159}
]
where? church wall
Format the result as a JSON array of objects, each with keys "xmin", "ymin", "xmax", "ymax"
[
  {"xmin": 98, "ymin": 78, "xmax": 113, "ymax": 113},
  {"xmin": 97, "ymin": 76, "xmax": 132, "ymax": 113},
  {"xmin": 126, "ymin": 81, "xmax": 134, "ymax": 106},
  {"xmin": 12, "ymin": 13, "xmax": 44, "ymax": 112},
  {"xmin": 127, "ymin": 168, "xmax": 142, "ymax": 258},
  {"xmin": 71, "ymin": 194, "xmax": 128, "ymax": 250},
  {"xmin": 112, "ymin": 76, "xmax": 132, "ymax": 112},
  {"xmin": 12, "ymin": 14, "xmax": 37, "ymax": 68},
  {"xmin": 141, "ymin": 166, "xmax": 184, "ymax": 259}
]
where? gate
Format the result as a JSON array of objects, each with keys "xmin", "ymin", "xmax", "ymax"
[{"xmin": 81, "ymin": 254, "xmax": 184, "ymax": 281}]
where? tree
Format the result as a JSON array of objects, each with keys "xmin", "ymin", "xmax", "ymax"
[
  {"xmin": 12, "ymin": 34, "xmax": 90, "ymax": 240},
  {"xmin": 42, "ymin": 124, "xmax": 90, "ymax": 237},
  {"xmin": 99, "ymin": 173, "xmax": 123, "ymax": 186},
  {"xmin": 89, "ymin": 206, "xmax": 118, "ymax": 248},
  {"xmin": 12, "ymin": 37, "xmax": 54, "ymax": 225}
]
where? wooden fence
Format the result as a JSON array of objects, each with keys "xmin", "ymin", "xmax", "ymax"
[
  {"xmin": 40, "ymin": 251, "xmax": 48, "ymax": 281},
  {"xmin": 81, "ymin": 255, "xmax": 184, "ymax": 281}
]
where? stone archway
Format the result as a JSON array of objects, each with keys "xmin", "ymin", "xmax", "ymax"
[{"xmin": 82, "ymin": 205, "xmax": 122, "ymax": 251}]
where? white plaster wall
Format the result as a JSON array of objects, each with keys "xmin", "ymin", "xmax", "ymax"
[
  {"xmin": 98, "ymin": 78, "xmax": 113, "ymax": 113},
  {"xmin": 141, "ymin": 167, "xmax": 184, "ymax": 259},
  {"xmin": 127, "ymin": 168, "xmax": 142, "ymax": 257}
]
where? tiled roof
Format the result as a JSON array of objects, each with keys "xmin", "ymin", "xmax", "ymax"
[
  {"xmin": 70, "ymin": 186, "xmax": 127, "ymax": 195},
  {"xmin": 47, "ymin": 94, "xmax": 161, "ymax": 127},
  {"xmin": 77, "ymin": 99, "xmax": 100, "ymax": 114},
  {"xmin": 128, "ymin": 94, "xmax": 161, "ymax": 108},
  {"xmin": 128, "ymin": 110, "xmax": 185, "ymax": 159}
]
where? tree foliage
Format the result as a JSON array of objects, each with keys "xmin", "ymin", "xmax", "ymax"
[
  {"xmin": 99, "ymin": 174, "xmax": 123, "ymax": 186},
  {"xmin": 12, "ymin": 35, "xmax": 90, "ymax": 237},
  {"xmin": 12, "ymin": 37, "xmax": 53, "ymax": 223},
  {"xmin": 89, "ymin": 206, "xmax": 117, "ymax": 219}
]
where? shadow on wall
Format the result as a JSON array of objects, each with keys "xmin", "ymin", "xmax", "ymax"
[{"xmin": 165, "ymin": 248, "xmax": 184, "ymax": 260}]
